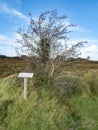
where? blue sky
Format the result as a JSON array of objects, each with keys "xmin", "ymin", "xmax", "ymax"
[{"xmin": 0, "ymin": 0, "xmax": 98, "ymax": 60}]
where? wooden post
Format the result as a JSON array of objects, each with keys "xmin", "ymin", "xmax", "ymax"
[
  {"xmin": 24, "ymin": 78, "xmax": 27, "ymax": 99},
  {"xmin": 18, "ymin": 72, "xmax": 34, "ymax": 99}
]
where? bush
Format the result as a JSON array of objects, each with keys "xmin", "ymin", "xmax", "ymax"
[
  {"xmin": 53, "ymin": 74, "xmax": 82, "ymax": 97},
  {"xmin": 82, "ymin": 71, "xmax": 98, "ymax": 94},
  {"xmin": 33, "ymin": 63, "xmax": 51, "ymax": 87}
]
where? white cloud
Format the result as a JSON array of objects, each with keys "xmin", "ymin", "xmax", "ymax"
[
  {"xmin": 0, "ymin": 34, "xmax": 14, "ymax": 45},
  {"xmin": 87, "ymin": 39, "xmax": 98, "ymax": 44},
  {"xmin": 0, "ymin": 3, "xmax": 28, "ymax": 20},
  {"xmin": 84, "ymin": 44, "xmax": 98, "ymax": 53},
  {"xmin": 70, "ymin": 38, "xmax": 98, "ymax": 45},
  {"xmin": 0, "ymin": 34, "xmax": 15, "ymax": 56},
  {"xmin": 83, "ymin": 39, "xmax": 98, "ymax": 53},
  {"xmin": 0, "ymin": 33, "xmax": 21, "ymax": 56},
  {"xmin": 80, "ymin": 41, "xmax": 98, "ymax": 60},
  {"xmin": 0, "ymin": 33, "xmax": 22, "ymax": 50},
  {"xmin": 64, "ymin": 20, "xmax": 87, "ymax": 33},
  {"xmin": 68, "ymin": 38, "xmax": 98, "ymax": 60},
  {"xmin": 0, "ymin": 45, "xmax": 16, "ymax": 56},
  {"xmin": 0, "ymin": 34, "xmax": 8, "ymax": 42}
]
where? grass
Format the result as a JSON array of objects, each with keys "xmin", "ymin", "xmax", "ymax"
[
  {"xmin": 0, "ymin": 76, "xmax": 68, "ymax": 130},
  {"xmin": 0, "ymin": 74, "xmax": 98, "ymax": 130},
  {"xmin": 0, "ymin": 55, "xmax": 98, "ymax": 78},
  {"xmin": 0, "ymin": 57, "xmax": 98, "ymax": 129},
  {"xmin": 0, "ymin": 56, "xmax": 25, "ymax": 78}
]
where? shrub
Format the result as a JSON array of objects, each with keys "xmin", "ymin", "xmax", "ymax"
[
  {"xmin": 82, "ymin": 71, "xmax": 98, "ymax": 94},
  {"xmin": 53, "ymin": 74, "xmax": 82, "ymax": 97}
]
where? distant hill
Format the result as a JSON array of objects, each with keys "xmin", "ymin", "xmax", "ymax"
[
  {"xmin": 0, "ymin": 55, "xmax": 21, "ymax": 59},
  {"xmin": 0, "ymin": 55, "xmax": 98, "ymax": 78},
  {"xmin": 0, "ymin": 55, "xmax": 26, "ymax": 78},
  {"xmin": 0, "ymin": 55, "xmax": 7, "ymax": 58}
]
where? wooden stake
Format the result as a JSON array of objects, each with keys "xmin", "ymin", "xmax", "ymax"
[
  {"xmin": 24, "ymin": 78, "xmax": 27, "ymax": 99},
  {"xmin": 18, "ymin": 72, "xmax": 34, "ymax": 99}
]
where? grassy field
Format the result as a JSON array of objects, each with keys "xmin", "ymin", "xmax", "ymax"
[
  {"xmin": 0, "ymin": 55, "xmax": 25, "ymax": 78},
  {"xmin": 0, "ymin": 56, "xmax": 98, "ymax": 129},
  {"xmin": 0, "ymin": 73, "xmax": 98, "ymax": 130}
]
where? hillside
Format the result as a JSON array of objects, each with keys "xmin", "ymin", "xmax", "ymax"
[
  {"xmin": 0, "ymin": 55, "xmax": 26, "ymax": 78},
  {"xmin": 0, "ymin": 55, "xmax": 98, "ymax": 78}
]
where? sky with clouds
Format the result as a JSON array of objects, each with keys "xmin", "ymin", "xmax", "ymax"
[{"xmin": 0, "ymin": 0, "xmax": 98, "ymax": 60}]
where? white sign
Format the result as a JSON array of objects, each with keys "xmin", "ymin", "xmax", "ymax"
[
  {"xmin": 18, "ymin": 72, "xmax": 34, "ymax": 99},
  {"xmin": 18, "ymin": 72, "xmax": 34, "ymax": 78}
]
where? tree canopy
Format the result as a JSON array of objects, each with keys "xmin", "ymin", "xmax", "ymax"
[
  {"xmin": 17, "ymin": 10, "xmax": 87, "ymax": 85},
  {"xmin": 17, "ymin": 10, "xmax": 87, "ymax": 60}
]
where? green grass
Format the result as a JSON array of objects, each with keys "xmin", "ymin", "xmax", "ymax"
[{"xmin": 0, "ymin": 75, "xmax": 98, "ymax": 130}]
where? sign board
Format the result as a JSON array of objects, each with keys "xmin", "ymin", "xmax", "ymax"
[
  {"xmin": 18, "ymin": 72, "xmax": 34, "ymax": 78},
  {"xmin": 18, "ymin": 72, "xmax": 34, "ymax": 99}
]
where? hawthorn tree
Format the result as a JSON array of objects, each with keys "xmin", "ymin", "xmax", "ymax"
[{"xmin": 17, "ymin": 10, "xmax": 87, "ymax": 85}]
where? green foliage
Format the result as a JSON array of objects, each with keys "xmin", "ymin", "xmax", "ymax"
[
  {"xmin": 65, "ymin": 99, "xmax": 82, "ymax": 129},
  {"xmin": 38, "ymin": 38, "xmax": 50, "ymax": 64},
  {"xmin": 33, "ymin": 66, "xmax": 50, "ymax": 87},
  {"xmin": 53, "ymin": 74, "xmax": 82, "ymax": 97},
  {"xmin": 0, "ymin": 99, "xmax": 14, "ymax": 128},
  {"xmin": 71, "ymin": 96, "xmax": 98, "ymax": 130},
  {"xmin": 82, "ymin": 71, "xmax": 98, "ymax": 94},
  {"xmin": 1, "ymin": 66, "xmax": 98, "ymax": 130},
  {"xmin": 0, "ymin": 75, "xmax": 98, "ymax": 129}
]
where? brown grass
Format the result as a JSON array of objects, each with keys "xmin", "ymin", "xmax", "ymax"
[{"xmin": 0, "ymin": 56, "xmax": 98, "ymax": 78}]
